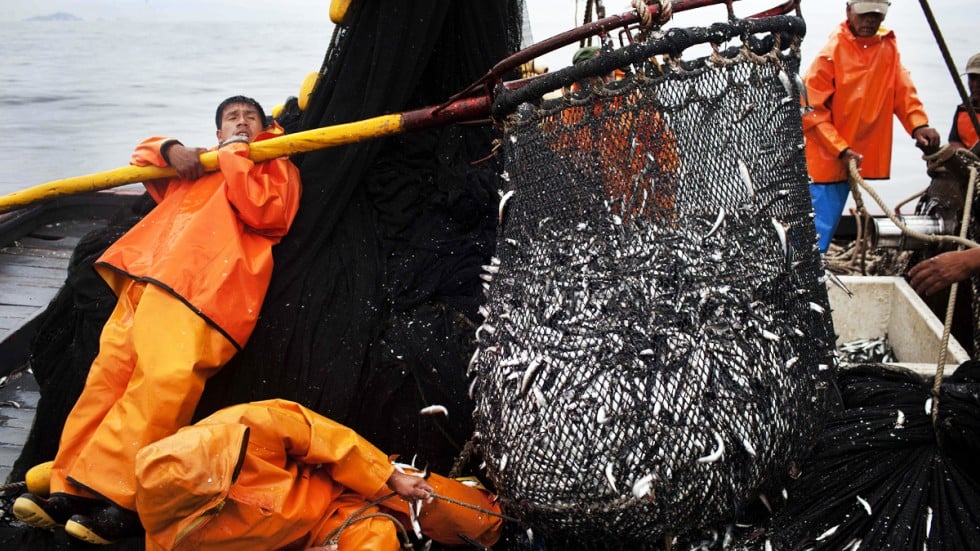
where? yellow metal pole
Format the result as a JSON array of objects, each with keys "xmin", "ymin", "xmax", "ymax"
[{"xmin": 0, "ymin": 113, "xmax": 404, "ymax": 214}]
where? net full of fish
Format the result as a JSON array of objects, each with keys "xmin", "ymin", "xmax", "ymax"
[{"xmin": 469, "ymin": 17, "xmax": 838, "ymax": 545}]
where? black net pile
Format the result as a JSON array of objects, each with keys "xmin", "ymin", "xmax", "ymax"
[
  {"xmin": 469, "ymin": 17, "xmax": 837, "ymax": 546},
  {"xmin": 770, "ymin": 362, "xmax": 980, "ymax": 549}
]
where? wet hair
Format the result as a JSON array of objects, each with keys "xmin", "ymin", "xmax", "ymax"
[{"xmin": 215, "ymin": 95, "xmax": 267, "ymax": 129}]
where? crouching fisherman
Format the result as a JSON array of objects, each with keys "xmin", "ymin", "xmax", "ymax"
[
  {"xmin": 137, "ymin": 399, "xmax": 501, "ymax": 550},
  {"xmin": 13, "ymin": 96, "xmax": 302, "ymax": 543}
]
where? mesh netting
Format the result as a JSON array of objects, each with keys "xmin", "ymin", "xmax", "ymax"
[
  {"xmin": 770, "ymin": 362, "xmax": 980, "ymax": 549},
  {"xmin": 470, "ymin": 16, "xmax": 837, "ymax": 545}
]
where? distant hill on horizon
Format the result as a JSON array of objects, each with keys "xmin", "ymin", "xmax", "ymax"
[{"xmin": 24, "ymin": 12, "xmax": 81, "ymax": 22}]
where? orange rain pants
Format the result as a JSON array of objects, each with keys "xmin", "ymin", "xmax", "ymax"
[
  {"xmin": 50, "ymin": 278, "xmax": 238, "ymax": 511},
  {"xmin": 134, "ymin": 399, "xmax": 503, "ymax": 551}
]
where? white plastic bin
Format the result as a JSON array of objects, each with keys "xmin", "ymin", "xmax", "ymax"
[{"xmin": 826, "ymin": 276, "xmax": 971, "ymax": 375}]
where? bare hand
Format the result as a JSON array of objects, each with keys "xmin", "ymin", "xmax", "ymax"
[
  {"xmin": 840, "ymin": 148, "xmax": 863, "ymax": 170},
  {"xmin": 912, "ymin": 126, "xmax": 941, "ymax": 149},
  {"xmin": 166, "ymin": 143, "xmax": 207, "ymax": 180},
  {"xmin": 387, "ymin": 470, "xmax": 433, "ymax": 501},
  {"xmin": 908, "ymin": 249, "xmax": 980, "ymax": 296}
]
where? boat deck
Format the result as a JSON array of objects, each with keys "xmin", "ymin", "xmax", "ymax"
[{"xmin": 0, "ymin": 191, "xmax": 140, "ymax": 484}]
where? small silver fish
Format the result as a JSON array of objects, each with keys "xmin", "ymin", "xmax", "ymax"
[
  {"xmin": 697, "ymin": 432, "xmax": 725, "ymax": 463},
  {"xmin": 419, "ymin": 405, "xmax": 449, "ymax": 417}
]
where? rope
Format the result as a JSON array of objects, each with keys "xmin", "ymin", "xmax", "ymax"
[
  {"xmin": 846, "ymin": 159, "xmax": 979, "ymax": 432},
  {"xmin": 320, "ymin": 487, "xmax": 517, "ymax": 546},
  {"xmin": 632, "ymin": 0, "xmax": 653, "ymax": 30},
  {"xmin": 327, "ymin": 510, "xmax": 415, "ymax": 548},
  {"xmin": 632, "ymin": 0, "xmax": 672, "ymax": 42},
  {"xmin": 893, "ymin": 189, "xmax": 927, "ymax": 214},
  {"xmin": 427, "ymin": 491, "xmax": 519, "ymax": 522},
  {"xmin": 931, "ymin": 165, "xmax": 977, "ymax": 431},
  {"xmin": 846, "ymin": 161, "xmax": 980, "ymax": 250},
  {"xmin": 0, "ymin": 481, "xmax": 26, "ymax": 493},
  {"xmin": 847, "ymin": 169, "xmax": 873, "ymax": 274},
  {"xmin": 654, "ymin": 0, "xmax": 673, "ymax": 25},
  {"xmin": 321, "ymin": 492, "xmax": 408, "ymax": 546}
]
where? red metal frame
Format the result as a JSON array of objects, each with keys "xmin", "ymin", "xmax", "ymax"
[
  {"xmin": 405, "ymin": 0, "xmax": 802, "ymax": 131},
  {"xmin": 443, "ymin": 0, "xmax": 801, "ymax": 109}
]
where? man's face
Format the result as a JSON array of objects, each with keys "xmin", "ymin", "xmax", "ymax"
[
  {"xmin": 846, "ymin": 6, "xmax": 885, "ymax": 38},
  {"xmin": 216, "ymin": 102, "xmax": 265, "ymax": 143},
  {"xmin": 970, "ymin": 74, "xmax": 980, "ymax": 104}
]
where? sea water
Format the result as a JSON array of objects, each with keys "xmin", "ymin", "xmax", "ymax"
[
  {"xmin": 0, "ymin": 19, "xmax": 331, "ymax": 195},
  {"xmin": 0, "ymin": 2, "xmax": 974, "ymax": 215}
]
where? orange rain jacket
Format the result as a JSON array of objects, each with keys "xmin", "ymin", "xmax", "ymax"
[
  {"xmin": 951, "ymin": 105, "xmax": 980, "ymax": 149},
  {"xmin": 556, "ymin": 93, "xmax": 680, "ymax": 222},
  {"xmin": 134, "ymin": 399, "xmax": 502, "ymax": 551},
  {"xmin": 97, "ymin": 129, "xmax": 301, "ymax": 348},
  {"xmin": 802, "ymin": 22, "xmax": 930, "ymax": 183}
]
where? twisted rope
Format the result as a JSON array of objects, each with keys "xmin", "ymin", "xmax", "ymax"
[
  {"xmin": 321, "ymin": 492, "xmax": 409, "ymax": 546},
  {"xmin": 931, "ymin": 165, "xmax": 976, "ymax": 430},
  {"xmin": 320, "ymin": 488, "xmax": 517, "ymax": 546},
  {"xmin": 0, "ymin": 481, "xmax": 26, "ymax": 493},
  {"xmin": 847, "ymin": 165, "xmax": 873, "ymax": 274},
  {"xmin": 632, "ymin": 0, "xmax": 672, "ymax": 42},
  {"xmin": 846, "ymin": 160, "xmax": 980, "ymax": 251}
]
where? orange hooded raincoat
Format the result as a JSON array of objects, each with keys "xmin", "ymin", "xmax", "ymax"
[
  {"xmin": 134, "ymin": 399, "xmax": 503, "ymax": 551},
  {"xmin": 50, "ymin": 133, "xmax": 301, "ymax": 511},
  {"xmin": 100, "ymin": 130, "xmax": 301, "ymax": 348},
  {"xmin": 802, "ymin": 22, "xmax": 930, "ymax": 183}
]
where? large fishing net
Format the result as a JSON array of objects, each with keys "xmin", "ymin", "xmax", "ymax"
[{"xmin": 469, "ymin": 16, "xmax": 837, "ymax": 546}]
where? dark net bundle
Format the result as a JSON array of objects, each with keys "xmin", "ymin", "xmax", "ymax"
[
  {"xmin": 194, "ymin": 0, "xmax": 525, "ymax": 474},
  {"xmin": 470, "ymin": 16, "xmax": 837, "ymax": 547},
  {"xmin": 770, "ymin": 363, "xmax": 980, "ymax": 549}
]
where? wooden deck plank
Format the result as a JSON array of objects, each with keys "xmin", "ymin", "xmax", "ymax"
[
  {"xmin": 0, "ymin": 253, "xmax": 71, "ymax": 270},
  {"xmin": 0, "ymin": 306, "xmax": 41, "ymax": 331}
]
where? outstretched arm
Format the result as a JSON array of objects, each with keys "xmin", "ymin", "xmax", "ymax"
[
  {"xmin": 162, "ymin": 142, "xmax": 207, "ymax": 180},
  {"xmin": 908, "ymin": 248, "xmax": 980, "ymax": 296}
]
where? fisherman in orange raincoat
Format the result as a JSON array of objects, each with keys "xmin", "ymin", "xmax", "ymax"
[
  {"xmin": 802, "ymin": 0, "xmax": 940, "ymax": 253},
  {"xmin": 133, "ymin": 399, "xmax": 502, "ymax": 551},
  {"xmin": 948, "ymin": 52, "xmax": 980, "ymax": 151},
  {"xmin": 13, "ymin": 96, "xmax": 302, "ymax": 545}
]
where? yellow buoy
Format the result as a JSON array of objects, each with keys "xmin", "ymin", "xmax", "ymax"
[
  {"xmin": 298, "ymin": 71, "xmax": 319, "ymax": 112},
  {"xmin": 330, "ymin": 0, "xmax": 353, "ymax": 24}
]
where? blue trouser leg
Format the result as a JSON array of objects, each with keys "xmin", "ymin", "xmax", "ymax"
[{"xmin": 809, "ymin": 182, "xmax": 850, "ymax": 253}]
